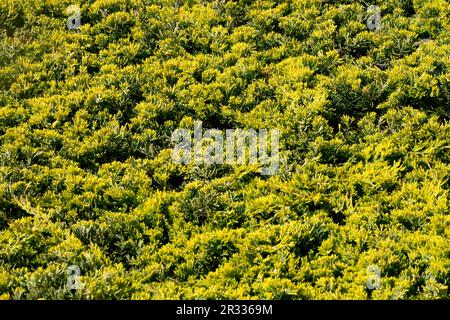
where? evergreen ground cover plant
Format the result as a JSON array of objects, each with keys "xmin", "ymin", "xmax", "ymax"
[{"xmin": 0, "ymin": 0, "xmax": 449, "ymax": 300}]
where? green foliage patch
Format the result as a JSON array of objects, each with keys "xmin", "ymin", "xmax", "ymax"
[{"xmin": 0, "ymin": 0, "xmax": 449, "ymax": 299}]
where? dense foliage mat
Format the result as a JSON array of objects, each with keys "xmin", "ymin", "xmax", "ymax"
[{"xmin": 0, "ymin": 0, "xmax": 449, "ymax": 299}]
